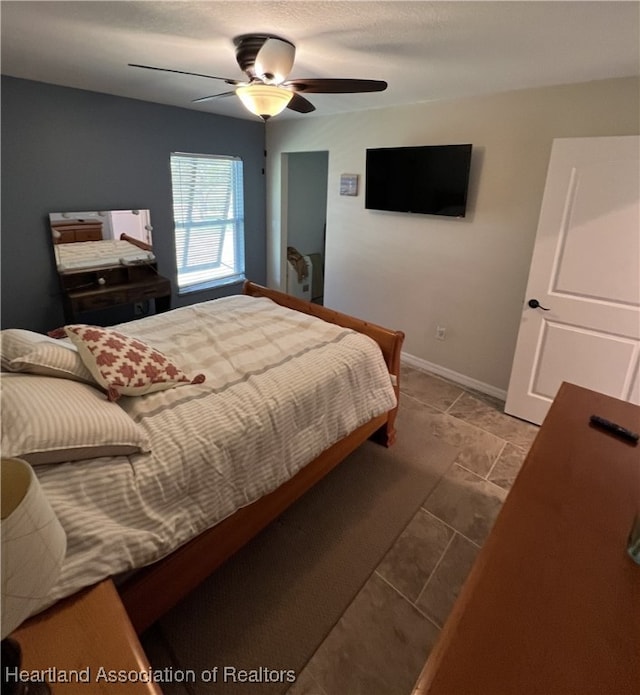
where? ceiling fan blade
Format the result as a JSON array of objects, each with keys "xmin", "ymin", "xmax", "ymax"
[
  {"xmin": 287, "ymin": 93, "xmax": 316, "ymax": 114},
  {"xmin": 254, "ymin": 36, "xmax": 296, "ymax": 83},
  {"xmin": 128, "ymin": 63, "xmax": 240, "ymax": 85},
  {"xmin": 284, "ymin": 78, "xmax": 387, "ymax": 94},
  {"xmin": 191, "ymin": 91, "xmax": 237, "ymax": 104}
]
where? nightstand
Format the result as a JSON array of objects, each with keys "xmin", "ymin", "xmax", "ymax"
[{"xmin": 10, "ymin": 580, "xmax": 162, "ymax": 694}]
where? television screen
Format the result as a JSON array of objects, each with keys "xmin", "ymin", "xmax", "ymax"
[{"xmin": 365, "ymin": 144, "xmax": 472, "ymax": 217}]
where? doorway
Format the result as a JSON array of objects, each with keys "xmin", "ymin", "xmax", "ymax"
[{"xmin": 283, "ymin": 151, "xmax": 328, "ymax": 304}]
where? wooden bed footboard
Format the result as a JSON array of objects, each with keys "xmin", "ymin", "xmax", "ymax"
[
  {"xmin": 120, "ymin": 232, "xmax": 153, "ymax": 252},
  {"xmin": 118, "ymin": 282, "xmax": 404, "ymax": 633}
]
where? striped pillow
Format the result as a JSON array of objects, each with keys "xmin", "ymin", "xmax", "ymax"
[
  {"xmin": 0, "ymin": 374, "xmax": 150, "ymax": 465},
  {"xmin": 1, "ymin": 329, "xmax": 94, "ymax": 383}
]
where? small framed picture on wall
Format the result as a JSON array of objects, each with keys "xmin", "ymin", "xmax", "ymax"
[{"xmin": 340, "ymin": 174, "xmax": 359, "ymax": 196}]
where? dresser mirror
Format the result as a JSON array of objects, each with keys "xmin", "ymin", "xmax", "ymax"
[{"xmin": 49, "ymin": 209, "xmax": 154, "ymax": 274}]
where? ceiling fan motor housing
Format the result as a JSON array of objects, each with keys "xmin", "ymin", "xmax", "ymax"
[{"xmin": 233, "ymin": 34, "xmax": 296, "ymax": 83}]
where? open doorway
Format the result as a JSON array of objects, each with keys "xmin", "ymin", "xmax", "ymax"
[{"xmin": 283, "ymin": 151, "xmax": 328, "ymax": 304}]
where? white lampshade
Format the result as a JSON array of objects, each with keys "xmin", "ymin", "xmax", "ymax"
[
  {"xmin": 236, "ymin": 84, "xmax": 293, "ymax": 120},
  {"xmin": 1, "ymin": 458, "xmax": 66, "ymax": 638}
]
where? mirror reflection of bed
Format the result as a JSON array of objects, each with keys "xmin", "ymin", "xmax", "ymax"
[
  {"xmin": 50, "ymin": 210, "xmax": 154, "ymax": 273},
  {"xmin": 49, "ymin": 210, "xmax": 171, "ymax": 323}
]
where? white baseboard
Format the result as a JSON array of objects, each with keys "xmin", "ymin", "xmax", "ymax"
[{"xmin": 401, "ymin": 352, "xmax": 507, "ymax": 401}]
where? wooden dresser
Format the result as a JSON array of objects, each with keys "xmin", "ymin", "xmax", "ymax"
[
  {"xmin": 59, "ymin": 262, "xmax": 171, "ymax": 323},
  {"xmin": 413, "ymin": 382, "xmax": 640, "ymax": 695},
  {"xmin": 10, "ymin": 580, "xmax": 162, "ymax": 694}
]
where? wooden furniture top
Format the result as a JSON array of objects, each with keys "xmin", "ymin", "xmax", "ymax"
[
  {"xmin": 414, "ymin": 382, "xmax": 640, "ymax": 695},
  {"xmin": 12, "ymin": 579, "xmax": 162, "ymax": 694}
]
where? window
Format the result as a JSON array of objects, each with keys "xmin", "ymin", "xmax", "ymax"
[{"xmin": 170, "ymin": 153, "xmax": 245, "ymax": 293}]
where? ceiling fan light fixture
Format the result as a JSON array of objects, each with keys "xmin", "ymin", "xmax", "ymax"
[{"xmin": 236, "ymin": 84, "xmax": 293, "ymax": 120}]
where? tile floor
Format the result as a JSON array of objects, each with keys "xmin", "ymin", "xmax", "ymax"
[{"xmin": 286, "ymin": 365, "xmax": 539, "ymax": 695}]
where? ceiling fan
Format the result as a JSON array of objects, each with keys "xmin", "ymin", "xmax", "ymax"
[{"xmin": 129, "ymin": 34, "xmax": 387, "ymax": 120}]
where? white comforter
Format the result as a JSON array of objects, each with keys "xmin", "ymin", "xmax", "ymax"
[
  {"xmin": 35, "ymin": 295, "xmax": 397, "ymax": 612},
  {"xmin": 55, "ymin": 239, "xmax": 155, "ymax": 270}
]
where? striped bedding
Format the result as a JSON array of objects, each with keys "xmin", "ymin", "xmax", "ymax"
[
  {"xmin": 54, "ymin": 238, "xmax": 155, "ymax": 271},
  {"xmin": 33, "ymin": 295, "xmax": 397, "ymax": 614}
]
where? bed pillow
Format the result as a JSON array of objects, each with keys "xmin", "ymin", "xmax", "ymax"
[
  {"xmin": 63, "ymin": 324, "xmax": 205, "ymax": 401},
  {"xmin": 0, "ymin": 373, "xmax": 151, "ymax": 465},
  {"xmin": 1, "ymin": 328, "xmax": 94, "ymax": 383}
]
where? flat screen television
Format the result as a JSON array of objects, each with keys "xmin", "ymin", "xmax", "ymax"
[{"xmin": 365, "ymin": 144, "xmax": 472, "ymax": 217}]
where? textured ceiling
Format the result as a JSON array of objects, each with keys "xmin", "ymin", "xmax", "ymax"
[{"xmin": 1, "ymin": 1, "xmax": 638, "ymax": 121}]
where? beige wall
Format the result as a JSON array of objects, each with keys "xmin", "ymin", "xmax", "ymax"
[{"xmin": 266, "ymin": 77, "xmax": 640, "ymax": 394}]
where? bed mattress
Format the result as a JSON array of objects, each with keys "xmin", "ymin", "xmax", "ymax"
[{"xmin": 33, "ymin": 295, "xmax": 397, "ymax": 613}]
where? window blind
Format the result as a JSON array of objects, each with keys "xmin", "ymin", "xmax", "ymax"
[{"xmin": 170, "ymin": 153, "xmax": 245, "ymax": 292}]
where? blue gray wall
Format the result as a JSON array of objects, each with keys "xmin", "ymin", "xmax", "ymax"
[{"xmin": 1, "ymin": 76, "xmax": 266, "ymax": 331}]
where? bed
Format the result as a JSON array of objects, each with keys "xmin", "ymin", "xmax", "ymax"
[{"xmin": 0, "ymin": 282, "xmax": 404, "ymax": 634}]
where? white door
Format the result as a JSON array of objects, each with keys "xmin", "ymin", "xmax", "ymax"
[{"xmin": 505, "ymin": 136, "xmax": 640, "ymax": 424}]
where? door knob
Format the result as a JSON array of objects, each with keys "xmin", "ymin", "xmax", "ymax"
[{"xmin": 528, "ymin": 299, "xmax": 550, "ymax": 311}]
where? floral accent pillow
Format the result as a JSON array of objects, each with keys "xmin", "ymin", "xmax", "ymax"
[{"xmin": 64, "ymin": 324, "xmax": 205, "ymax": 401}]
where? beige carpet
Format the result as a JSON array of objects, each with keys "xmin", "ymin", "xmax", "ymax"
[{"xmin": 141, "ymin": 406, "xmax": 459, "ymax": 695}]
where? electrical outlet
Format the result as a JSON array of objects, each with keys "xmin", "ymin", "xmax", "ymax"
[
  {"xmin": 436, "ymin": 325, "xmax": 446, "ymax": 341},
  {"xmin": 134, "ymin": 302, "xmax": 145, "ymax": 316}
]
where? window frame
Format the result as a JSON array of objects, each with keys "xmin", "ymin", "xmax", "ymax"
[{"xmin": 170, "ymin": 152, "xmax": 246, "ymax": 294}]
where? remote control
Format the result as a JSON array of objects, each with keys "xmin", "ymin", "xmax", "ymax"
[{"xmin": 589, "ymin": 415, "xmax": 639, "ymax": 444}]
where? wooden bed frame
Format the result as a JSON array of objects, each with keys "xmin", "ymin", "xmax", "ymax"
[
  {"xmin": 118, "ymin": 281, "xmax": 405, "ymax": 633},
  {"xmin": 119, "ymin": 232, "xmax": 153, "ymax": 252}
]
